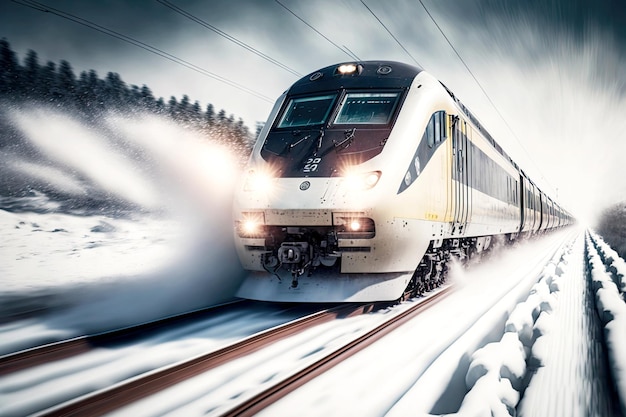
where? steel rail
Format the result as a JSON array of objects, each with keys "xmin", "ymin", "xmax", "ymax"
[
  {"xmin": 222, "ymin": 286, "xmax": 453, "ymax": 417},
  {"xmin": 0, "ymin": 300, "xmax": 246, "ymax": 376},
  {"xmin": 35, "ymin": 302, "xmax": 375, "ymax": 417}
]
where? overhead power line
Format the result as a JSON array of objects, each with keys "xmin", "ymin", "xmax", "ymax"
[
  {"xmin": 12, "ymin": 0, "xmax": 274, "ymax": 103},
  {"xmin": 156, "ymin": 0, "xmax": 302, "ymax": 78},
  {"xmin": 417, "ymin": 0, "xmax": 554, "ymax": 193},
  {"xmin": 274, "ymin": 0, "xmax": 360, "ymax": 61},
  {"xmin": 359, "ymin": 0, "xmax": 423, "ymax": 68}
]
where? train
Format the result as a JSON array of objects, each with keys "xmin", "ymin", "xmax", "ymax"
[{"xmin": 233, "ymin": 61, "xmax": 573, "ymax": 303}]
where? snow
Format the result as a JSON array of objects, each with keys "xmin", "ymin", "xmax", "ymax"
[
  {"xmin": 590, "ymin": 231, "xmax": 626, "ymax": 296},
  {"xmin": 2, "ymin": 109, "xmax": 625, "ymax": 416},
  {"xmin": 0, "ymin": 305, "xmax": 317, "ymax": 417},
  {"xmin": 587, "ymin": 231, "xmax": 626, "ymax": 415},
  {"xmin": 0, "ymin": 109, "xmax": 246, "ymax": 353},
  {"xmin": 386, "ymin": 231, "xmax": 575, "ymax": 417}
]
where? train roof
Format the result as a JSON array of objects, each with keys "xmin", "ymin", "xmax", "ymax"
[{"xmin": 288, "ymin": 61, "xmax": 423, "ymax": 96}]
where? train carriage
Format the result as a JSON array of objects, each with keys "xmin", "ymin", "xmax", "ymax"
[{"xmin": 233, "ymin": 61, "xmax": 572, "ymax": 302}]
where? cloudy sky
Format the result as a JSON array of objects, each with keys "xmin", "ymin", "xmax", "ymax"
[{"xmin": 1, "ymin": 0, "xmax": 625, "ymax": 223}]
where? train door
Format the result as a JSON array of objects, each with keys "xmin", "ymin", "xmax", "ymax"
[
  {"xmin": 519, "ymin": 172, "xmax": 528, "ymax": 233},
  {"xmin": 451, "ymin": 116, "xmax": 470, "ymax": 234},
  {"xmin": 465, "ymin": 126, "xmax": 473, "ymax": 227}
]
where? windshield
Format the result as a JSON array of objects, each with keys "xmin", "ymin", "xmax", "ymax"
[
  {"xmin": 333, "ymin": 92, "xmax": 400, "ymax": 125},
  {"xmin": 276, "ymin": 94, "xmax": 336, "ymax": 128}
]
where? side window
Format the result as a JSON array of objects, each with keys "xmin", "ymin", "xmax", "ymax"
[
  {"xmin": 424, "ymin": 111, "xmax": 447, "ymax": 148},
  {"xmin": 426, "ymin": 116, "xmax": 435, "ymax": 148},
  {"xmin": 435, "ymin": 111, "xmax": 446, "ymax": 144}
]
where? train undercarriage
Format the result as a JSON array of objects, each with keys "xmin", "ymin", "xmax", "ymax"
[{"xmin": 244, "ymin": 221, "xmax": 503, "ymax": 302}]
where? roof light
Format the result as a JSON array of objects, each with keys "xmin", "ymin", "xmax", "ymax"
[{"xmin": 336, "ymin": 63, "xmax": 362, "ymax": 75}]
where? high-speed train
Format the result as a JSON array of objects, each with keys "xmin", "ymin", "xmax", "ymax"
[{"xmin": 233, "ymin": 61, "xmax": 573, "ymax": 302}]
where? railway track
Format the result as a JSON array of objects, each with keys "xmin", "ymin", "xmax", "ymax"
[
  {"xmin": 4, "ymin": 288, "xmax": 451, "ymax": 417},
  {"xmin": 22, "ymin": 288, "xmax": 450, "ymax": 417},
  {"xmin": 222, "ymin": 286, "xmax": 452, "ymax": 417},
  {"xmin": 16, "ymin": 301, "xmax": 379, "ymax": 416},
  {"xmin": 0, "ymin": 300, "xmax": 248, "ymax": 376}
]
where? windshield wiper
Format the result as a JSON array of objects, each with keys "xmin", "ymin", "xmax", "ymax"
[
  {"xmin": 334, "ymin": 127, "xmax": 356, "ymax": 150},
  {"xmin": 312, "ymin": 127, "xmax": 325, "ymax": 156},
  {"xmin": 289, "ymin": 133, "xmax": 311, "ymax": 150}
]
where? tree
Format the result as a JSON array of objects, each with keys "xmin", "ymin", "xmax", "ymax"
[
  {"xmin": 76, "ymin": 70, "xmax": 97, "ymax": 116},
  {"xmin": 0, "ymin": 43, "xmax": 254, "ymax": 159},
  {"xmin": 39, "ymin": 61, "xmax": 57, "ymax": 103},
  {"xmin": 0, "ymin": 38, "xmax": 19, "ymax": 96},
  {"xmin": 205, "ymin": 103, "xmax": 215, "ymax": 126},
  {"xmin": 167, "ymin": 96, "xmax": 178, "ymax": 119},
  {"xmin": 22, "ymin": 49, "xmax": 40, "ymax": 100},
  {"xmin": 140, "ymin": 85, "xmax": 155, "ymax": 111},
  {"xmin": 103, "ymin": 72, "xmax": 126, "ymax": 108},
  {"xmin": 128, "ymin": 84, "xmax": 142, "ymax": 108},
  {"xmin": 177, "ymin": 94, "xmax": 191, "ymax": 122},
  {"xmin": 57, "ymin": 60, "xmax": 77, "ymax": 106},
  {"xmin": 190, "ymin": 100, "xmax": 202, "ymax": 124},
  {"xmin": 155, "ymin": 97, "xmax": 165, "ymax": 114}
]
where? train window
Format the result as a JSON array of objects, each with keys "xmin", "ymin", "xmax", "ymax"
[
  {"xmin": 433, "ymin": 114, "xmax": 440, "ymax": 146},
  {"xmin": 277, "ymin": 94, "xmax": 336, "ymax": 128},
  {"xmin": 333, "ymin": 92, "xmax": 400, "ymax": 125},
  {"xmin": 435, "ymin": 111, "xmax": 447, "ymax": 144},
  {"xmin": 426, "ymin": 116, "xmax": 435, "ymax": 148}
]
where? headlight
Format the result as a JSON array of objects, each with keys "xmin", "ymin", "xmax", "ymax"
[
  {"xmin": 333, "ymin": 214, "xmax": 375, "ymax": 239},
  {"xmin": 342, "ymin": 171, "xmax": 381, "ymax": 191},
  {"xmin": 349, "ymin": 219, "xmax": 362, "ymax": 231},
  {"xmin": 243, "ymin": 169, "xmax": 275, "ymax": 192},
  {"xmin": 236, "ymin": 212, "xmax": 265, "ymax": 237}
]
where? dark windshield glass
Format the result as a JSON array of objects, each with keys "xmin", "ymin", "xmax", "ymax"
[
  {"xmin": 333, "ymin": 92, "xmax": 400, "ymax": 125},
  {"xmin": 276, "ymin": 94, "xmax": 336, "ymax": 128}
]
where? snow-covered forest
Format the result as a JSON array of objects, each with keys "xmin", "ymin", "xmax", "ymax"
[{"xmin": 0, "ymin": 39, "xmax": 253, "ymax": 160}]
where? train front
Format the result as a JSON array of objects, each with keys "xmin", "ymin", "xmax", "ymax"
[{"xmin": 233, "ymin": 62, "xmax": 422, "ymax": 302}]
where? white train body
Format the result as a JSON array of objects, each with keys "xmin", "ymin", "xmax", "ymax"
[{"xmin": 233, "ymin": 61, "xmax": 572, "ymax": 302}]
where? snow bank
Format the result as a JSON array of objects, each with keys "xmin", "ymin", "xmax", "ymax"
[
  {"xmin": 589, "ymin": 231, "xmax": 626, "ymax": 296},
  {"xmin": 451, "ymin": 240, "xmax": 569, "ymax": 417},
  {"xmin": 587, "ymin": 232, "xmax": 626, "ymax": 415}
]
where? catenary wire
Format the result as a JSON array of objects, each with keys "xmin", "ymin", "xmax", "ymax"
[
  {"xmin": 359, "ymin": 0, "xmax": 423, "ymax": 68},
  {"xmin": 274, "ymin": 0, "xmax": 361, "ymax": 61},
  {"xmin": 12, "ymin": 0, "xmax": 274, "ymax": 103},
  {"xmin": 417, "ymin": 0, "xmax": 554, "ymax": 193},
  {"xmin": 156, "ymin": 0, "xmax": 302, "ymax": 78}
]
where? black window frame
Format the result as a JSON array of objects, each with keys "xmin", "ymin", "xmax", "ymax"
[
  {"xmin": 331, "ymin": 89, "xmax": 403, "ymax": 128},
  {"xmin": 273, "ymin": 92, "xmax": 339, "ymax": 130}
]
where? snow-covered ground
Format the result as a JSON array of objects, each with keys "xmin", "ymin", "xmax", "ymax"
[
  {"xmin": 0, "ymin": 109, "xmax": 246, "ymax": 352},
  {"xmin": 2, "ymin": 109, "xmax": 625, "ymax": 416},
  {"xmin": 586, "ymin": 231, "xmax": 626, "ymax": 416},
  {"xmin": 0, "ymin": 304, "xmax": 321, "ymax": 417},
  {"xmin": 106, "ymin": 228, "xmax": 622, "ymax": 417}
]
